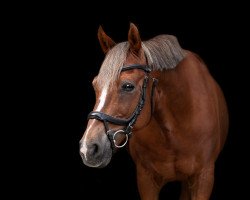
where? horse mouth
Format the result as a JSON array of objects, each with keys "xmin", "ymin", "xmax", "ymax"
[{"xmin": 81, "ymin": 151, "xmax": 112, "ymax": 168}]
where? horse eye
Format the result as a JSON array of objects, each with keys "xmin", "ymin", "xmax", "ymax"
[{"xmin": 122, "ymin": 83, "xmax": 135, "ymax": 92}]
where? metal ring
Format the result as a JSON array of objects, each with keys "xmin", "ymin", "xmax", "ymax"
[{"xmin": 113, "ymin": 130, "xmax": 129, "ymax": 148}]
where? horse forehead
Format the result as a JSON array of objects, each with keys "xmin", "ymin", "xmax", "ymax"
[
  {"xmin": 125, "ymin": 51, "xmax": 147, "ymax": 64},
  {"xmin": 95, "ymin": 83, "xmax": 115, "ymax": 99},
  {"xmin": 96, "ymin": 84, "xmax": 108, "ymax": 97},
  {"xmin": 94, "ymin": 84, "xmax": 110, "ymax": 112}
]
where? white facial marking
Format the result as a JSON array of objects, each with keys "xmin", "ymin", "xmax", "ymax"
[
  {"xmin": 80, "ymin": 86, "xmax": 108, "ymax": 160},
  {"xmin": 96, "ymin": 87, "xmax": 108, "ymax": 111},
  {"xmin": 80, "ymin": 121, "xmax": 95, "ymax": 161}
]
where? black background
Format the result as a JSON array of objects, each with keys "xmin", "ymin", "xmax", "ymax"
[{"xmin": 13, "ymin": 4, "xmax": 249, "ymax": 200}]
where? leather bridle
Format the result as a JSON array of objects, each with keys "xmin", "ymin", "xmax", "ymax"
[{"xmin": 87, "ymin": 64, "xmax": 158, "ymax": 150}]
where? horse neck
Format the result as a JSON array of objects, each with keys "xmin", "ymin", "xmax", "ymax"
[
  {"xmin": 152, "ymin": 52, "xmax": 210, "ymax": 134},
  {"xmin": 151, "ymin": 68, "xmax": 187, "ymax": 133}
]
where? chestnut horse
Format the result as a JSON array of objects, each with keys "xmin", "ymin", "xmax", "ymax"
[{"xmin": 80, "ymin": 23, "xmax": 228, "ymax": 200}]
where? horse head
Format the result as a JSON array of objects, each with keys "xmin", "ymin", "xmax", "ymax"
[{"xmin": 79, "ymin": 23, "xmax": 155, "ymax": 168}]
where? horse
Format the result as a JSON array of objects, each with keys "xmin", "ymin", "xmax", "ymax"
[{"xmin": 79, "ymin": 23, "xmax": 228, "ymax": 200}]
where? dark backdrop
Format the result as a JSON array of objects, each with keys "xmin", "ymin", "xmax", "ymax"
[{"xmin": 18, "ymin": 9, "xmax": 249, "ymax": 200}]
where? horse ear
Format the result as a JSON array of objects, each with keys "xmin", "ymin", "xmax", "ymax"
[
  {"xmin": 98, "ymin": 26, "xmax": 116, "ymax": 54},
  {"xmin": 128, "ymin": 23, "xmax": 141, "ymax": 53}
]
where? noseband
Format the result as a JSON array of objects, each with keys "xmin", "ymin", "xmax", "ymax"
[{"xmin": 88, "ymin": 64, "xmax": 158, "ymax": 150}]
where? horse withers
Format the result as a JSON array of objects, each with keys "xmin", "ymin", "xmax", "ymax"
[{"xmin": 79, "ymin": 23, "xmax": 228, "ymax": 200}]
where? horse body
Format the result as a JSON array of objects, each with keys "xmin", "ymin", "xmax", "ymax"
[
  {"xmin": 128, "ymin": 51, "xmax": 228, "ymax": 199},
  {"xmin": 80, "ymin": 23, "xmax": 228, "ymax": 200}
]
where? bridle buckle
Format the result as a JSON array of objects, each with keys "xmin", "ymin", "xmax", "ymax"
[{"xmin": 113, "ymin": 130, "xmax": 129, "ymax": 148}]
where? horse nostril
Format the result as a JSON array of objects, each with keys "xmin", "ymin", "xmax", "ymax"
[
  {"xmin": 93, "ymin": 144, "xmax": 98, "ymax": 154},
  {"xmin": 88, "ymin": 143, "xmax": 101, "ymax": 158}
]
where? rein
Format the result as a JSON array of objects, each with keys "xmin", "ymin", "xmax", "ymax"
[{"xmin": 88, "ymin": 64, "xmax": 158, "ymax": 150}]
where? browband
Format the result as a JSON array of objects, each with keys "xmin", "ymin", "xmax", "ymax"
[{"xmin": 121, "ymin": 64, "xmax": 151, "ymax": 73}]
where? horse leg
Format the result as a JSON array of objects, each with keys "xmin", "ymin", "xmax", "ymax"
[
  {"xmin": 136, "ymin": 165, "xmax": 162, "ymax": 200},
  {"xmin": 189, "ymin": 165, "xmax": 215, "ymax": 200},
  {"xmin": 179, "ymin": 181, "xmax": 191, "ymax": 200}
]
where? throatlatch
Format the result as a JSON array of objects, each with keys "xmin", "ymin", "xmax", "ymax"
[{"xmin": 87, "ymin": 64, "xmax": 158, "ymax": 150}]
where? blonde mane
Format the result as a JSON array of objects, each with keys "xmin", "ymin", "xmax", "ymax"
[{"xmin": 96, "ymin": 35, "xmax": 186, "ymax": 88}]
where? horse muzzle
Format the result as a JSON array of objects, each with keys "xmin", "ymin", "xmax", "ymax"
[{"xmin": 79, "ymin": 133, "xmax": 112, "ymax": 168}]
